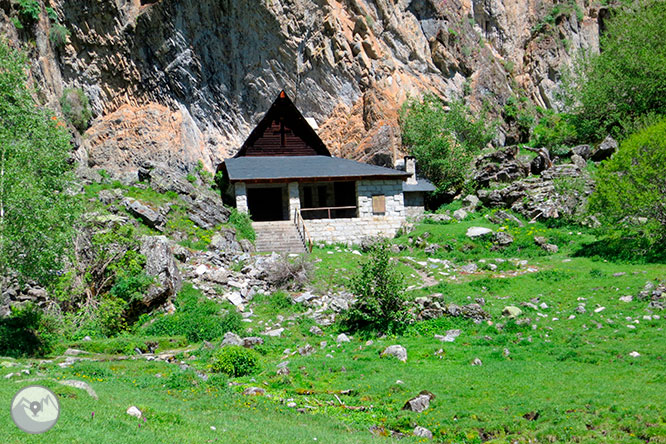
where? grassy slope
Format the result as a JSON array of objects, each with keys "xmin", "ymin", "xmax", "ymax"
[{"xmin": 1, "ymin": 210, "xmax": 665, "ymax": 443}]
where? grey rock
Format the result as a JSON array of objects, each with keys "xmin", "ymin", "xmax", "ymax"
[
  {"xmin": 572, "ymin": 144, "xmax": 592, "ymax": 160},
  {"xmin": 426, "ymin": 213, "xmax": 452, "ymax": 223},
  {"xmin": 402, "ymin": 391, "xmax": 435, "ymax": 412},
  {"xmin": 221, "ymin": 332, "xmax": 243, "ymax": 346},
  {"xmin": 460, "ymin": 263, "xmax": 478, "ymax": 274},
  {"xmin": 591, "ymin": 136, "xmax": 618, "ymax": 162},
  {"xmin": 123, "ymin": 198, "xmax": 167, "ymax": 231},
  {"xmin": 242, "ymin": 337, "xmax": 263, "ymax": 348},
  {"xmin": 336, "ymin": 333, "xmax": 351, "ymax": 343},
  {"xmin": 493, "ymin": 231, "xmax": 514, "ymax": 246},
  {"xmin": 381, "ymin": 345, "xmax": 407, "ymax": 362},
  {"xmin": 471, "ymin": 357, "xmax": 483, "ymax": 366},
  {"xmin": 453, "ymin": 208, "xmax": 468, "ymax": 221},
  {"xmin": 98, "ymin": 188, "xmax": 123, "ymax": 205},
  {"xmin": 182, "ymin": 193, "xmax": 230, "ymax": 230},
  {"xmin": 263, "ymin": 328, "xmax": 284, "ymax": 337},
  {"xmin": 466, "ymin": 227, "xmax": 493, "ymax": 238},
  {"xmin": 298, "ymin": 344, "xmax": 315, "ymax": 356},
  {"xmin": 462, "ymin": 194, "xmax": 480, "ymax": 210},
  {"xmin": 571, "ymin": 154, "xmax": 587, "ymax": 170},
  {"xmin": 414, "ymin": 426, "xmax": 433, "ymax": 439},
  {"xmin": 57, "ymin": 379, "xmax": 98, "ymax": 399},
  {"xmin": 209, "ymin": 228, "xmax": 243, "ymax": 253},
  {"xmin": 242, "ymin": 387, "xmax": 266, "ymax": 396},
  {"xmin": 126, "ymin": 406, "xmax": 142, "ymax": 418},
  {"xmin": 139, "ymin": 236, "xmax": 182, "ymax": 307},
  {"xmin": 486, "ymin": 210, "xmax": 524, "ymax": 227},
  {"xmin": 309, "ymin": 326, "xmax": 323, "ymax": 336},
  {"xmin": 435, "ymin": 329, "xmax": 461, "ymax": 342}
]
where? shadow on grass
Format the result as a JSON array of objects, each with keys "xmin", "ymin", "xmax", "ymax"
[{"xmin": 573, "ymin": 235, "xmax": 666, "ymax": 263}]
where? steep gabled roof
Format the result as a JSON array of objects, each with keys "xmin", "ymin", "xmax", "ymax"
[{"xmin": 234, "ymin": 90, "xmax": 331, "ymax": 158}]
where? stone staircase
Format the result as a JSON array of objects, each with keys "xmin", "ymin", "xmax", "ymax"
[{"xmin": 253, "ymin": 220, "xmax": 307, "ymax": 253}]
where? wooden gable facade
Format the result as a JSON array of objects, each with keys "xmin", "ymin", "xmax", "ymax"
[{"xmin": 234, "ymin": 91, "xmax": 331, "ymax": 158}]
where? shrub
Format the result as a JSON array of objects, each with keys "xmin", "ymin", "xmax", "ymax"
[
  {"xmin": 531, "ymin": 109, "xmax": 578, "ymax": 151},
  {"xmin": 229, "ymin": 208, "xmax": 255, "ymax": 241},
  {"xmin": 210, "ymin": 346, "xmax": 260, "ymax": 377},
  {"xmin": 588, "ymin": 118, "xmax": 666, "ymax": 251},
  {"xmin": 49, "ymin": 22, "xmax": 69, "ymax": 47},
  {"xmin": 265, "ymin": 254, "xmax": 313, "ymax": 289},
  {"xmin": 140, "ymin": 283, "xmax": 242, "ymax": 342},
  {"xmin": 60, "ymin": 87, "xmax": 92, "ymax": 133},
  {"xmin": 0, "ymin": 305, "xmax": 54, "ymax": 357},
  {"xmin": 567, "ymin": 1, "xmax": 666, "ymax": 140},
  {"xmin": 400, "ymin": 94, "xmax": 495, "ymax": 196},
  {"xmin": 17, "ymin": 0, "xmax": 40, "ymax": 24},
  {"xmin": 339, "ymin": 241, "xmax": 412, "ymax": 333}
]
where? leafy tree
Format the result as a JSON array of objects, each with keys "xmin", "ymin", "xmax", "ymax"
[
  {"xmin": 340, "ymin": 241, "xmax": 412, "ymax": 333},
  {"xmin": 588, "ymin": 118, "xmax": 666, "ymax": 250},
  {"xmin": 0, "ymin": 40, "xmax": 80, "ymax": 288},
  {"xmin": 400, "ymin": 94, "xmax": 494, "ymax": 195},
  {"xmin": 568, "ymin": 1, "xmax": 666, "ymax": 140}
]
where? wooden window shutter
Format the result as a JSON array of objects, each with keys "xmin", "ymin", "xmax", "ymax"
[{"xmin": 372, "ymin": 195, "xmax": 386, "ymax": 214}]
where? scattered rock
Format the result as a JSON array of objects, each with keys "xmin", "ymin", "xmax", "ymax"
[
  {"xmin": 471, "ymin": 358, "xmax": 483, "ymax": 366},
  {"xmin": 460, "ymin": 263, "xmax": 478, "ymax": 274},
  {"xmin": 263, "ymin": 328, "xmax": 284, "ymax": 337},
  {"xmin": 486, "ymin": 210, "xmax": 524, "ymax": 227},
  {"xmin": 435, "ymin": 329, "xmax": 461, "ymax": 343},
  {"xmin": 242, "ymin": 337, "xmax": 263, "ymax": 348},
  {"xmin": 493, "ymin": 231, "xmax": 514, "ymax": 246},
  {"xmin": 502, "ymin": 306, "xmax": 523, "ymax": 318},
  {"xmin": 453, "ymin": 208, "xmax": 468, "ymax": 221},
  {"xmin": 402, "ymin": 391, "xmax": 435, "ymax": 412},
  {"xmin": 181, "ymin": 194, "xmax": 231, "ymax": 230},
  {"xmin": 462, "ymin": 195, "xmax": 480, "ymax": 211},
  {"xmin": 381, "ymin": 345, "xmax": 407, "ymax": 362},
  {"xmin": 139, "ymin": 236, "xmax": 182, "ymax": 307},
  {"xmin": 572, "ymin": 144, "xmax": 592, "ymax": 160},
  {"xmin": 466, "ymin": 227, "xmax": 493, "ymax": 238},
  {"xmin": 336, "ymin": 333, "xmax": 351, "ymax": 344},
  {"xmin": 414, "ymin": 426, "xmax": 433, "ymax": 439},
  {"xmin": 309, "ymin": 326, "xmax": 323, "ymax": 336},
  {"xmin": 619, "ymin": 295, "xmax": 633, "ymax": 303},
  {"xmin": 629, "ymin": 351, "xmax": 641, "ymax": 358},
  {"xmin": 126, "ymin": 406, "xmax": 142, "ymax": 418},
  {"xmin": 571, "ymin": 154, "xmax": 587, "ymax": 170},
  {"xmin": 298, "ymin": 344, "xmax": 315, "ymax": 356},
  {"xmin": 242, "ymin": 387, "xmax": 266, "ymax": 396},
  {"xmin": 221, "ymin": 332, "xmax": 243, "ymax": 347},
  {"xmin": 57, "ymin": 380, "xmax": 98, "ymax": 400}
]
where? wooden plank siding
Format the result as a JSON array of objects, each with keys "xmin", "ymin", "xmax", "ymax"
[{"xmin": 243, "ymin": 120, "xmax": 320, "ymax": 157}]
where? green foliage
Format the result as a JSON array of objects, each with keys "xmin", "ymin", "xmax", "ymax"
[
  {"xmin": 588, "ymin": 119, "xmax": 666, "ymax": 251},
  {"xmin": 186, "ymin": 173, "xmax": 197, "ymax": 184},
  {"xmin": 16, "ymin": 0, "xmax": 41, "ymax": 24},
  {"xmin": 60, "ymin": 87, "xmax": 92, "ymax": 133},
  {"xmin": 49, "ymin": 22, "xmax": 70, "ymax": 48},
  {"xmin": 568, "ymin": 1, "xmax": 666, "ymax": 140},
  {"xmin": 340, "ymin": 241, "xmax": 412, "ymax": 333},
  {"xmin": 140, "ymin": 283, "xmax": 242, "ymax": 342},
  {"xmin": 194, "ymin": 160, "xmax": 214, "ymax": 185},
  {"xmin": 503, "ymin": 94, "xmax": 535, "ymax": 142},
  {"xmin": 229, "ymin": 208, "xmax": 255, "ymax": 241},
  {"xmin": 0, "ymin": 304, "xmax": 54, "ymax": 357},
  {"xmin": 0, "ymin": 41, "xmax": 81, "ymax": 287},
  {"xmin": 531, "ymin": 108, "xmax": 579, "ymax": 151},
  {"xmin": 210, "ymin": 346, "xmax": 260, "ymax": 377},
  {"xmin": 532, "ymin": 0, "xmax": 583, "ymax": 36},
  {"xmin": 400, "ymin": 94, "xmax": 495, "ymax": 195}
]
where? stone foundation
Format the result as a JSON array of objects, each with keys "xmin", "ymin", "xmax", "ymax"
[{"xmin": 304, "ymin": 216, "xmax": 405, "ymax": 244}]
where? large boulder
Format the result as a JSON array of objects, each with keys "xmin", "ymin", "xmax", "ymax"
[
  {"xmin": 466, "ymin": 227, "xmax": 493, "ymax": 238},
  {"xmin": 381, "ymin": 345, "xmax": 407, "ymax": 362},
  {"xmin": 123, "ymin": 198, "xmax": 167, "ymax": 232},
  {"xmin": 591, "ymin": 136, "xmax": 618, "ymax": 162},
  {"xmin": 138, "ymin": 162, "xmax": 197, "ymax": 196},
  {"xmin": 139, "ymin": 236, "xmax": 182, "ymax": 307},
  {"xmin": 572, "ymin": 144, "xmax": 592, "ymax": 160},
  {"xmin": 209, "ymin": 228, "xmax": 243, "ymax": 253},
  {"xmin": 473, "ymin": 146, "xmax": 530, "ymax": 187}
]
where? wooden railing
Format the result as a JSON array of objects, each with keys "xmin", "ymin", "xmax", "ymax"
[
  {"xmin": 299, "ymin": 206, "xmax": 357, "ymax": 219},
  {"xmin": 294, "ymin": 209, "xmax": 314, "ymax": 253}
]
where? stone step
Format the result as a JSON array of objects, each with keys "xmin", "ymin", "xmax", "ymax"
[{"xmin": 252, "ymin": 220, "xmax": 306, "ymax": 253}]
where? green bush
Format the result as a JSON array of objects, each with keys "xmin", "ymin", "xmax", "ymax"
[
  {"xmin": 339, "ymin": 241, "xmax": 412, "ymax": 333},
  {"xmin": 400, "ymin": 94, "xmax": 495, "ymax": 196},
  {"xmin": 140, "ymin": 283, "xmax": 242, "ymax": 342},
  {"xmin": 17, "ymin": 0, "xmax": 40, "ymax": 24},
  {"xmin": 531, "ymin": 109, "xmax": 578, "ymax": 151},
  {"xmin": 229, "ymin": 208, "xmax": 255, "ymax": 241},
  {"xmin": 0, "ymin": 305, "xmax": 54, "ymax": 357},
  {"xmin": 210, "ymin": 346, "xmax": 260, "ymax": 377},
  {"xmin": 588, "ymin": 118, "xmax": 666, "ymax": 251},
  {"xmin": 567, "ymin": 1, "xmax": 666, "ymax": 140},
  {"xmin": 60, "ymin": 87, "xmax": 92, "ymax": 133},
  {"xmin": 49, "ymin": 23, "xmax": 70, "ymax": 48}
]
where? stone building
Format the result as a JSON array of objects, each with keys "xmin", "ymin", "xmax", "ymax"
[{"xmin": 218, "ymin": 91, "xmax": 433, "ymax": 250}]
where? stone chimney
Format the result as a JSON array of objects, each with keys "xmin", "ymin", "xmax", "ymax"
[{"xmin": 405, "ymin": 156, "xmax": 417, "ymax": 185}]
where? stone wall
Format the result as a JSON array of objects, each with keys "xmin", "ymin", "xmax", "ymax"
[
  {"xmin": 303, "ymin": 179, "xmax": 406, "ymax": 244},
  {"xmin": 404, "ymin": 191, "xmax": 425, "ymax": 218},
  {"xmin": 357, "ymin": 179, "xmax": 405, "ymax": 218},
  {"xmin": 304, "ymin": 216, "xmax": 405, "ymax": 244}
]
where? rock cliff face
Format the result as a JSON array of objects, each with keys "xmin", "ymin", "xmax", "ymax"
[{"xmin": 1, "ymin": 0, "xmax": 603, "ymax": 176}]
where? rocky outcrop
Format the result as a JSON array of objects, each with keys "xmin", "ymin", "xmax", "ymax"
[
  {"xmin": 139, "ymin": 235, "xmax": 182, "ymax": 307},
  {"xmin": 2, "ymin": 0, "xmax": 603, "ymax": 176}
]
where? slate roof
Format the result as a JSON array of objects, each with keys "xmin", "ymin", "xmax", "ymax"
[
  {"xmin": 403, "ymin": 178, "xmax": 436, "ymax": 193},
  {"xmin": 223, "ymin": 155, "xmax": 411, "ymax": 182}
]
